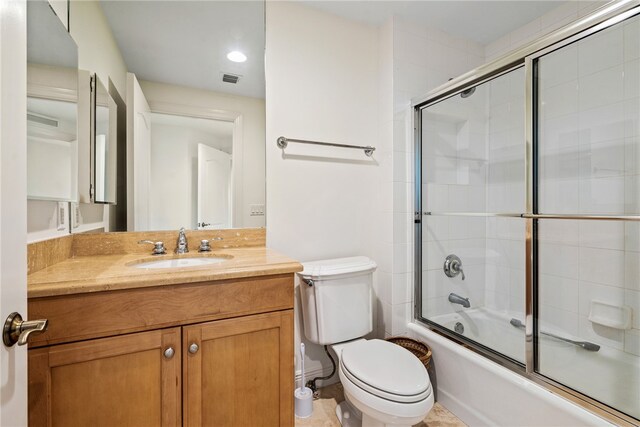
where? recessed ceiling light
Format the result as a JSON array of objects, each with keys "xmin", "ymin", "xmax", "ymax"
[{"xmin": 227, "ymin": 51, "xmax": 247, "ymax": 63}]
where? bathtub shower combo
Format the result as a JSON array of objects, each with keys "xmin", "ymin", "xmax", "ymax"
[{"xmin": 413, "ymin": 2, "xmax": 640, "ymax": 425}]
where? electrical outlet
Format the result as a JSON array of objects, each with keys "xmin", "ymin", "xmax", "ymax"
[
  {"xmin": 57, "ymin": 202, "xmax": 67, "ymax": 231},
  {"xmin": 250, "ymin": 204, "xmax": 265, "ymax": 216},
  {"xmin": 70, "ymin": 202, "xmax": 81, "ymax": 229}
]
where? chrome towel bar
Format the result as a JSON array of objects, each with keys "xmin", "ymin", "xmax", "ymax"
[
  {"xmin": 277, "ymin": 136, "xmax": 375, "ymax": 157},
  {"xmin": 423, "ymin": 212, "xmax": 640, "ymax": 221}
]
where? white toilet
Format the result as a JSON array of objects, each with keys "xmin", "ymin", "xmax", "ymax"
[{"xmin": 298, "ymin": 256, "xmax": 434, "ymax": 427}]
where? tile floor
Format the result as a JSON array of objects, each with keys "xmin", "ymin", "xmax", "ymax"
[{"xmin": 295, "ymin": 383, "xmax": 466, "ymax": 427}]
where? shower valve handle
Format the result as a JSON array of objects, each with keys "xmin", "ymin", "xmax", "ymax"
[
  {"xmin": 444, "ymin": 254, "xmax": 465, "ymax": 280},
  {"xmin": 455, "ymin": 262, "xmax": 465, "ymax": 280}
]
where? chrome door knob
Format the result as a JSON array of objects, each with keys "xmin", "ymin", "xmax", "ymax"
[
  {"xmin": 3, "ymin": 312, "xmax": 48, "ymax": 347},
  {"xmin": 163, "ymin": 347, "xmax": 175, "ymax": 359},
  {"xmin": 189, "ymin": 343, "xmax": 199, "ymax": 354}
]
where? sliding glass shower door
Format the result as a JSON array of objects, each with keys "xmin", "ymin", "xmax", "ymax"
[
  {"xmin": 416, "ymin": 5, "xmax": 640, "ymax": 422},
  {"xmin": 419, "ymin": 66, "xmax": 527, "ymax": 364},
  {"xmin": 534, "ymin": 12, "xmax": 640, "ymax": 419}
]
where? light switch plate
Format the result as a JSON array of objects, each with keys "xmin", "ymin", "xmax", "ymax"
[{"xmin": 250, "ymin": 204, "xmax": 265, "ymax": 216}]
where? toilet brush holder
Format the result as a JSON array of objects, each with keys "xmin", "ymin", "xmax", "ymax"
[{"xmin": 294, "ymin": 387, "xmax": 313, "ymax": 418}]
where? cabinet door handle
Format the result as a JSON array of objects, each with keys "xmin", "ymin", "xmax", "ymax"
[
  {"xmin": 188, "ymin": 343, "xmax": 199, "ymax": 354},
  {"xmin": 163, "ymin": 346, "xmax": 175, "ymax": 359}
]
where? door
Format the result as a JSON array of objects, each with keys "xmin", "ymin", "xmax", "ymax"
[
  {"xmin": 197, "ymin": 143, "xmax": 232, "ymax": 229},
  {"xmin": 0, "ymin": 0, "xmax": 28, "ymax": 424},
  {"xmin": 28, "ymin": 328, "xmax": 181, "ymax": 427},
  {"xmin": 126, "ymin": 72, "xmax": 151, "ymax": 230},
  {"xmin": 183, "ymin": 311, "xmax": 294, "ymax": 427},
  {"xmin": 417, "ymin": 65, "xmax": 527, "ymax": 364},
  {"xmin": 534, "ymin": 12, "xmax": 640, "ymax": 419}
]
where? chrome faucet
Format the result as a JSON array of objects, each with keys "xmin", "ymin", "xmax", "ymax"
[
  {"xmin": 175, "ymin": 227, "xmax": 189, "ymax": 254},
  {"xmin": 448, "ymin": 293, "xmax": 470, "ymax": 308}
]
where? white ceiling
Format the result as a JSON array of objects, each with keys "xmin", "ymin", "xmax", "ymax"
[
  {"xmin": 100, "ymin": 1, "xmax": 265, "ymax": 99},
  {"xmin": 300, "ymin": 1, "xmax": 567, "ymax": 45},
  {"xmin": 100, "ymin": 0, "xmax": 570, "ymax": 101}
]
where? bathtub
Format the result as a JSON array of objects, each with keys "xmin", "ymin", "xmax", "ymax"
[{"xmin": 407, "ymin": 308, "xmax": 637, "ymax": 426}]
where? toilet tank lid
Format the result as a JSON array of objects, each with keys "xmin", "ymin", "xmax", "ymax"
[{"xmin": 299, "ymin": 256, "xmax": 377, "ymax": 280}]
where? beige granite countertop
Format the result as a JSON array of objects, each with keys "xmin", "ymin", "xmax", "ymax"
[{"xmin": 28, "ymin": 246, "xmax": 303, "ymax": 298}]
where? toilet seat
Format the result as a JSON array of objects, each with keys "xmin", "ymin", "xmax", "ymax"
[{"xmin": 339, "ymin": 339, "xmax": 431, "ymax": 404}]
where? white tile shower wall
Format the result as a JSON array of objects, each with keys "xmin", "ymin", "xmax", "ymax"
[
  {"xmin": 393, "ymin": 17, "xmax": 486, "ymax": 335},
  {"xmin": 265, "ymin": 2, "xmax": 381, "ymax": 381},
  {"xmin": 418, "ymin": 58, "xmax": 526, "ymax": 329},
  {"xmin": 485, "ymin": 66, "xmax": 526, "ymax": 318},
  {"xmin": 484, "ymin": 1, "xmax": 611, "ymax": 62},
  {"xmin": 535, "ymin": 14, "xmax": 640, "ymax": 357}
]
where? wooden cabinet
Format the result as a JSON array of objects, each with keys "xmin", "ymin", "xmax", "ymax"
[
  {"xmin": 28, "ymin": 275, "xmax": 295, "ymax": 427},
  {"xmin": 183, "ymin": 311, "xmax": 293, "ymax": 427},
  {"xmin": 29, "ymin": 328, "xmax": 182, "ymax": 427}
]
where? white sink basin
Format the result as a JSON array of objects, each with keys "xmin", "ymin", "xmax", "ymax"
[{"xmin": 132, "ymin": 257, "xmax": 228, "ymax": 269}]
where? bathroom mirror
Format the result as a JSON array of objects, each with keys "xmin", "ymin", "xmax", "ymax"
[
  {"xmin": 92, "ymin": 75, "xmax": 118, "ymax": 204},
  {"xmin": 26, "ymin": 0, "xmax": 79, "ymax": 202},
  {"xmin": 100, "ymin": 0, "xmax": 266, "ymax": 231}
]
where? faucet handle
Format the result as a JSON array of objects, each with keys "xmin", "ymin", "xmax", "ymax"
[
  {"xmin": 138, "ymin": 240, "xmax": 166, "ymax": 255},
  {"xmin": 444, "ymin": 254, "xmax": 465, "ymax": 280},
  {"xmin": 198, "ymin": 237, "xmax": 223, "ymax": 252}
]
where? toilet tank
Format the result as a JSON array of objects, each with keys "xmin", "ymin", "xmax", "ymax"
[{"xmin": 298, "ymin": 256, "xmax": 377, "ymax": 345}]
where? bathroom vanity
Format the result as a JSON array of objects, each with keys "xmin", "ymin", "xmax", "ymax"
[{"xmin": 26, "ymin": 229, "xmax": 301, "ymax": 427}]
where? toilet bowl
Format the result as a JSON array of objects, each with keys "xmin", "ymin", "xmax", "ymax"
[
  {"xmin": 332, "ymin": 339, "xmax": 433, "ymax": 427},
  {"xmin": 298, "ymin": 256, "xmax": 434, "ymax": 427}
]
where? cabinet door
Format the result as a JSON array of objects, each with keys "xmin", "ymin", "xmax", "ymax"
[
  {"xmin": 183, "ymin": 310, "xmax": 293, "ymax": 427},
  {"xmin": 29, "ymin": 328, "xmax": 181, "ymax": 427}
]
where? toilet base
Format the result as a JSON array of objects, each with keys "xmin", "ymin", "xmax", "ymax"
[
  {"xmin": 336, "ymin": 397, "xmax": 414, "ymax": 427},
  {"xmin": 336, "ymin": 399, "xmax": 362, "ymax": 427},
  {"xmin": 361, "ymin": 413, "xmax": 411, "ymax": 427}
]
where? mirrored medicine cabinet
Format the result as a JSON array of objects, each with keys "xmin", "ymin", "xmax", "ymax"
[
  {"xmin": 27, "ymin": 0, "xmax": 118, "ymax": 208},
  {"xmin": 26, "ymin": 0, "xmax": 79, "ymax": 203}
]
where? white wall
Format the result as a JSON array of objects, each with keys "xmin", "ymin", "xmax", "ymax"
[
  {"xmin": 71, "ymin": 0, "xmax": 127, "ymax": 232},
  {"xmin": 139, "ymin": 80, "xmax": 265, "ymax": 229},
  {"xmin": 149, "ymin": 122, "xmax": 231, "ymax": 230},
  {"xmin": 70, "ymin": 0, "xmax": 127, "ymax": 95},
  {"xmin": 265, "ymin": 2, "xmax": 381, "ymax": 381}
]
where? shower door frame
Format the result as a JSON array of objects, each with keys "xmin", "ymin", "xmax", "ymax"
[{"xmin": 413, "ymin": 2, "xmax": 640, "ymax": 425}]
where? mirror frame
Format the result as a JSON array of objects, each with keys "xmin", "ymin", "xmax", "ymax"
[{"xmin": 89, "ymin": 74, "xmax": 118, "ymax": 205}]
